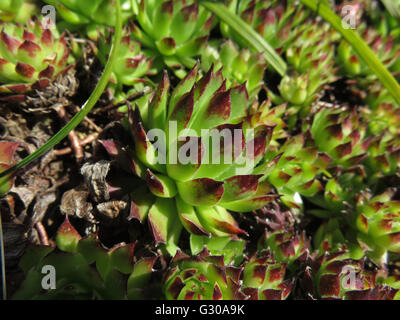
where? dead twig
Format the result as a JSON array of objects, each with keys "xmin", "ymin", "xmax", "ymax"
[
  {"xmin": 54, "ymin": 132, "xmax": 98, "ymax": 156},
  {"xmin": 56, "ymin": 107, "xmax": 84, "ymax": 163},
  {"xmin": 35, "ymin": 222, "xmax": 49, "ymax": 246},
  {"xmin": 73, "ymin": 106, "xmax": 102, "ymax": 133}
]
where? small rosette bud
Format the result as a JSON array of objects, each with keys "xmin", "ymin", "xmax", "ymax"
[
  {"xmin": 163, "ymin": 249, "xmax": 246, "ymax": 300},
  {"xmin": 300, "ymin": 248, "xmax": 398, "ymax": 300},
  {"xmin": 131, "ymin": 0, "xmax": 214, "ymax": 78},
  {"xmin": 242, "ymin": 250, "xmax": 294, "ymax": 300},
  {"xmin": 201, "ymin": 39, "xmax": 267, "ymax": 99}
]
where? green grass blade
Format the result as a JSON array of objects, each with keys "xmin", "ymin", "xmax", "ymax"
[
  {"xmin": 0, "ymin": 1, "xmax": 123, "ymax": 180},
  {"xmin": 199, "ymin": 0, "xmax": 287, "ymax": 76},
  {"xmin": 300, "ymin": 0, "xmax": 400, "ymax": 105}
]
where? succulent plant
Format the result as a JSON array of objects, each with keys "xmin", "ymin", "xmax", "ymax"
[
  {"xmin": 190, "ymin": 234, "xmax": 246, "ymax": 266},
  {"xmin": 0, "ymin": 141, "xmax": 19, "ymax": 196},
  {"xmin": 309, "ymin": 107, "xmax": 370, "ymax": 171},
  {"xmin": 241, "ymin": 249, "xmax": 294, "ymax": 300},
  {"xmin": 270, "ymin": 21, "xmax": 338, "ymax": 118},
  {"xmin": 0, "ymin": 20, "xmax": 72, "ymax": 101},
  {"xmin": 201, "ymin": 39, "xmax": 267, "ymax": 99},
  {"xmin": 265, "ymin": 133, "xmax": 332, "ymax": 209},
  {"xmin": 301, "ymin": 248, "xmax": 398, "ymax": 300},
  {"xmin": 0, "ymin": 0, "xmax": 37, "ymax": 24},
  {"xmin": 130, "ymin": 0, "xmax": 214, "ymax": 78},
  {"xmin": 258, "ymin": 229, "xmax": 310, "ymax": 269},
  {"xmin": 310, "ymin": 178, "xmax": 400, "ymax": 264},
  {"xmin": 363, "ymin": 132, "xmax": 400, "ymax": 181},
  {"xmin": 309, "ymin": 105, "xmax": 400, "ymax": 182},
  {"xmin": 246, "ymin": 98, "xmax": 288, "ymax": 141},
  {"xmin": 43, "ymin": 0, "xmax": 134, "ymax": 40},
  {"xmin": 256, "ymin": 202, "xmax": 297, "ymax": 232},
  {"xmin": 96, "ymin": 27, "xmax": 155, "ymax": 92},
  {"xmin": 222, "ymin": 1, "xmax": 338, "ymax": 117},
  {"xmin": 383, "ymin": 275, "xmax": 400, "ymax": 300},
  {"xmin": 163, "ymin": 248, "xmax": 247, "ymax": 300},
  {"xmin": 13, "ymin": 216, "xmax": 158, "ymax": 299},
  {"xmin": 351, "ymin": 190, "xmax": 400, "ymax": 264},
  {"xmin": 163, "ymin": 248, "xmax": 292, "ymax": 300},
  {"xmin": 99, "ymin": 65, "xmax": 280, "ymax": 255}
]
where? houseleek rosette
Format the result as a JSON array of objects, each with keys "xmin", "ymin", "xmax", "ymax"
[
  {"xmin": 310, "ymin": 175, "xmax": 400, "ymax": 264},
  {"xmin": 337, "ymin": 23, "xmax": 400, "ymax": 82},
  {"xmin": 301, "ymin": 248, "xmax": 399, "ymax": 300},
  {"xmin": 99, "ymin": 64, "xmax": 279, "ymax": 255},
  {"xmin": 130, "ymin": 0, "xmax": 214, "ymax": 78},
  {"xmin": 201, "ymin": 39, "xmax": 267, "ymax": 99},
  {"xmin": 266, "ymin": 133, "xmax": 332, "ymax": 209},
  {"xmin": 259, "ymin": 229, "xmax": 310, "ymax": 269},
  {"xmin": 310, "ymin": 106, "xmax": 400, "ymax": 181},
  {"xmin": 96, "ymin": 27, "xmax": 155, "ymax": 94},
  {"xmin": 163, "ymin": 248, "xmax": 293, "ymax": 300},
  {"xmin": 270, "ymin": 21, "xmax": 338, "ymax": 118},
  {"xmin": 0, "ymin": 20, "xmax": 71, "ymax": 99},
  {"xmin": 241, "ymin": 250, "xmax": 294, "ymax": 300},
  {"xmin": 163, "ymin": 248, "xmax": 247, "ymax": 300},
  {"xmin": 310, "ymin": 107, "xmax": 369, "ymax": 171}
]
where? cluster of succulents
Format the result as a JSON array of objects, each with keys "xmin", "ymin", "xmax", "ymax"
[
  {"xmin": 2, "ymin": 0, "xmax": 400, "ymax": 302},
  {"xmin": 163, "ymin": 248, "xmax": 293, "ymax": 300},
  {"xmin": 309, "ymin": 107, "xmax": 370, "ymax": 171},
  {"xmin": 310, "ymin": 185, "xmax": 400, "ymax": 265},
  {"xmin": 265, "ymin": 132, "xmax": 332, "ymax": 209},
  {"xmin": 301, "ymin": 247, "xmax": 399, "ymax": 300},
  {"xmin": 13, "ymin": 217, "xmax": 158, "ymax": 299},
  {"xmin": 271, "ymin": 21, "xmax": 339, "ymax": 117}
]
